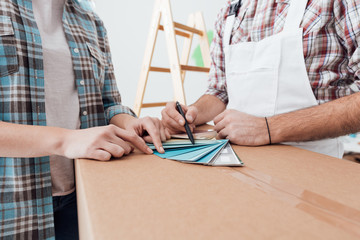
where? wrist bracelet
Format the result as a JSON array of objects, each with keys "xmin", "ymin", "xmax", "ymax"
[{"xmin": 264, "ymin": 117, "xmax": 272, "ymax": 145}]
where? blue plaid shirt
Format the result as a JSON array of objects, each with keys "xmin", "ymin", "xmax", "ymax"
[{"xmin": 0, "ymin": 0, "xmax": 135, "ymax": 238}]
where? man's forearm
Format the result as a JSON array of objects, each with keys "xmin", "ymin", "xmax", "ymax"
[
  {"xmin": 269, "ymin": 92, "xmax": 360, "ymax": 143},
  {"xmin": 0, "ymin": 122, "xmax": 70, "ymax": 158},
  {"xmin": 192, "ymin": 94, "xmax": 226, "ymax": 126}
]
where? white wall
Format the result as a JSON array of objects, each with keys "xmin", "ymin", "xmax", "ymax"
[{"xmin": 94, "ymin": 0, "xmax": 224, "ymax": 118}]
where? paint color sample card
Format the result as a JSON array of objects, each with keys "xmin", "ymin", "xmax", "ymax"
[
  {"xmin": 147, "ymin": 139, "xmax": 244, "ymax": 167},
  {"xmin": 171, "ymin": 130, "xmax": 217, "ymax": 140}
]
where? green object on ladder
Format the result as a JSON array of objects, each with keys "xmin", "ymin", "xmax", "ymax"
[{"xmin": 191, "ymin": 30, "xmax": 214, "ymax": 67}]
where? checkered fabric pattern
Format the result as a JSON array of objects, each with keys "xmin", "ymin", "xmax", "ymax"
[
  {"xmin": 206, "ymin": 0, "xmax": 360, "ymax": 104},
  {"xmin": 0, "ymin": 0, "xmax": 135, "ymax": 239}
]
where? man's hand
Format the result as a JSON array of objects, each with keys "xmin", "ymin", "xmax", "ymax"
[
  {"xmin": 61, "ymin": 125, "xmax": 154, "ymax": 161},
  {"xmin": 214, "ymin": 109, "xmax": 270, "ymax": 146},
  {"xmin": 161, "ymin": 102, "xmax": 198, "ymax": 134},
  {"xmin": 123, "ymin": 117, "xmax": 170, "ymax": 153}
]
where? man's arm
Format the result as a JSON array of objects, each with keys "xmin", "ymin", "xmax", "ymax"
[
  {"xmin": 191, "ymin": 95, "xmax": 226, "ymax": 125},
  {"xmin": 162, "ymin": 4, "xmax": 229, "ymax": 133},
  {"xmin": 270, "ymin": 92, "xmax": 360, "ymax": 143},
  {"xmin": 214, "ymin": 1, "xmax": 360, "ymax": 145},
  {"xmin": 214, "ymin": 92, "xmax": 360, "ymax": 146}
]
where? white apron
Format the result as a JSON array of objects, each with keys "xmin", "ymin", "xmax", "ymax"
[{"xmin": 224, "ymin": 0, "xmax": 344, "ymax": 158}]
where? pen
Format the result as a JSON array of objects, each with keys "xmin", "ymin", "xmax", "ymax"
[{"xmin": 176, "ymin": 101, "xmax": 195, "ymax": 144}]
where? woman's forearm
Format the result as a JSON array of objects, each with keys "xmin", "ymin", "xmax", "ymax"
[{"xmin": 0, "ymin": 121, "xmax": 69, "ymax": 158}]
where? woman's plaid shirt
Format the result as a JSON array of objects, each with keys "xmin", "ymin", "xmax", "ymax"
[
  {"xmin": 206, "ymin": 0, "xmax": 360, "ymax": 104},
  {"xmin": 0, "ymin": 0, "xmax": 135, "ymax": 239}
]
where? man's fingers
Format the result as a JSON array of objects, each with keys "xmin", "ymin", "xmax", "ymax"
[
  {"xmin": 213, "ymin": 111, "xmax": 226, "ymax": 125},
  {"xmin": 163, "ymin": 102, "xmax": 186, "ymax": 126},
  {"xmin": 114, "ymin": 127, "xmax": 153, "ymax": 154},
  {"xmin": 214, "ymin": 118, "xmax": 226, "ymax": 133},
  {"xmin": 185, "ymin": 106, "xmax": 198, "ymax": 124},
  {"xmin": 162, "ymin": 117, "xmax": 186, "ymax": 133},
  {"xmin": 189, "ymin": 124, "xmax": 196, "ymax": 132},
  {"xmin": 217, "ymin": 128, "xmax": 229, "ymax": 140}
]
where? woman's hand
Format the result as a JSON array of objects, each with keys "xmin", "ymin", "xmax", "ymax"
[
  {"xmin": 61, "ymin": 125, "xmax": 154, "ymax": 161},
  {"xmin": 124, "ymin": 117, "xmax": 171, "ymax": 153}
]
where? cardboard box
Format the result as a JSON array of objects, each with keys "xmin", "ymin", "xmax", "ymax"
[{"xmin": 76, "ymin": 144, "xmax": 360, "ymax": 239}]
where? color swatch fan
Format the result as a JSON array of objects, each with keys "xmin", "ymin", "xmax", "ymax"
[{"xmin": 147, "ymin": 139, "xmax": 244, "ymax": 167}]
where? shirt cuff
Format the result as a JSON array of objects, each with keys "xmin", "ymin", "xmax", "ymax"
[
  {"xmin": 205, "ymin": 88, "xmax": 229, "ymax": 104},
  {"xmin": 105, "ymin": 105, "xmax": 137, "ymax": 124}
]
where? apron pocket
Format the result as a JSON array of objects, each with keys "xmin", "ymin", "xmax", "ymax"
[{"xmin": 227, "ymin": 68, "xmax": 278, "ymax": 117}]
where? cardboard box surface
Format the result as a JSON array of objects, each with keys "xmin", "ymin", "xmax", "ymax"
[{"xmin": 76, "ymin": 144, "xmax": 360, "ymax": 240}]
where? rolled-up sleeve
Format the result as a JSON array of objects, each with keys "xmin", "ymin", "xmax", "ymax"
[
  {"xmin": 334, "ymin": 0, "xmax": 360, "ymax": 85},
  {"xmin": 205, "ymin": 3, "xmax": 230, "ymax": 104},
  {"xmin": 102, "ymin": 30, "xmax": 137, "ymax": 122}
]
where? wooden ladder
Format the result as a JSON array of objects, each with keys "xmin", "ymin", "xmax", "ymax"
[{"xmin": 133, "ymin": 0, "xmax": 211, "ymax": 116}]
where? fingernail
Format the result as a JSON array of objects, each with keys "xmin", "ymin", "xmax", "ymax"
[
  {"xmin": 160, "ymin": 147, "xmax": 164, "ymax": 153},
  {"xmin": 147, "ymin": 147, "xmax": 153, "ymax": 154},
  {"xmin": 179, "ymin": 119, "xmax": 185, "ymax": 125},
  {"xmin": 187, "ymin": 116, "xmax": 193, "ymax": 122}
]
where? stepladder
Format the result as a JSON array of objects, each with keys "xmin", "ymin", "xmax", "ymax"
[{"xmin": 133, "ymin": 0, "xmax": 211, "ymax": 117}]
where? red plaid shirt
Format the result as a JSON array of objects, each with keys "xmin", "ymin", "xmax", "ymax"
[{"xmin": 206, "ymin": 0, "xmax": 360, "ymax": 104}]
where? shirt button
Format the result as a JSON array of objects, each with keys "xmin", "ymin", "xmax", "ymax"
[
  {"xmin": 82, "ymin": 111, "xmax": 88, "ymax": 116},
  {"xmin": 80, "ymin": 80, "xmax": 85, "ymax": 85},
  {"xmin": 74, "ymin": 48, "xmax": 80, "ymax": 53}
]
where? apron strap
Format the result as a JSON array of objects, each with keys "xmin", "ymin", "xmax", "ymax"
[
  {"xmin": 283, "ymin": 0, "xmax": 309, "ymax": 31},
  {"xmin": 223, "ymin": 0, "xmax": 241, "ymax": 50}
]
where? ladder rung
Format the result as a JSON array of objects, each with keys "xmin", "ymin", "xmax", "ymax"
[
  {"xmin": 174, "ymin": 22, "xmax": 203, "ymax": 36},
  {"xmin": 150, "ymin": 66, "xmax": 210, "ymax": 73},
  {"xmin": 149, "ymin": 67, "xmax": 171, "ymax": 73},
  {"xmin": 181, "ymin": 65, "xmax": 210, "ymax": 73},
  {"xmin": 142, "ymin": 102, "xmax": 168, "ymax": 108},
  {"xmin": 158, "ymin": 25, "xmax": 191, "ymax": 38}
]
